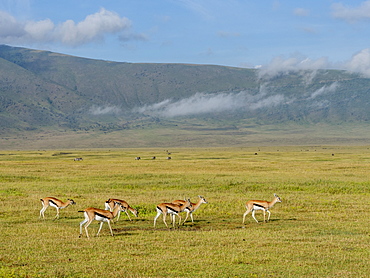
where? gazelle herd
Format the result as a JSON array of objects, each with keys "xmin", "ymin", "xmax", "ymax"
[{"xmin": 39, "ymin": 194, "xmax": 282, "ymax": 238}]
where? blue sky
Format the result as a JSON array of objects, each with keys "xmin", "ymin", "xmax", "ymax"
[{"xmin": 1, "ymin": 0, "xmax": 370, "ymax": 76}]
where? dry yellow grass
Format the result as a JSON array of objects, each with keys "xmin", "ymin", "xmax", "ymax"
[{"xmin": 0, "ymin": 147, "xmax": 369, "ymax": 277}]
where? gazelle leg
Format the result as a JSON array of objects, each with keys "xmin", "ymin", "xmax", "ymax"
[
  {"xmin": 113, "ymin": 210, "xmax": 121, "ymax": 223},
  {"xmin": 169, "ymin": 214, "xmax": 174, "ymax": 227},
  {"xmin": 263, "ymin": 210, "xmax": 266, "ymax": 222},
  {"xmin": 96, "ymin": 222, "xmax": 104, "ymax": 236},
  {"xmin": 153, "ymin": 211, "xmax": 162, "ymax": 227},
  {"xmin": 83, "ymin": 219, "xmax": 94, "ymax": 239},
  {"xmin": 96, "ymin": 221, "xmax": 104, "ymax": 236},
  {"xmin": 162, "ymin": 212, "xmax": 169, "ymax": 228},
  {"xmin": 54, "ymin": 208, "xmax": 60, "ymax": 220},
  {"xmin": 107, "ymin": 220, "xmax": 114, "ymax": 236},
  {"xmin": 177, "ymin": 215, "xmax": 182, "ymax": 227},
  {"xmin": 182, "ymin": 211, "xmax": 190, "ymax": 224},
  {"xmin": 40, "ymin": 206, "xmax": 47, "ymax": 219},
  {"xmin": 125, "ymin": 210, "xmax": 132, "ymax": 221},
  {"xmin": 243, "ymin": 208, "xmax": 251, "ymax": 224},
  {"xmin": 251, "ymin": 210, "xmax": 259, "ymax": 223},
  {"xmin": 267, "ymin": 210, "xmax": 271, "ymax": 221},
  {"xmin": 79, "ymin": 217, "xmax": 89, "ymax": 237},
  {"xmin": 190, "ymin": 212, "xmax": 194, "ymax": 223}
]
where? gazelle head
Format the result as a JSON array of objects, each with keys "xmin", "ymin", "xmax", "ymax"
[
  {"xmin": 274, "ymin": 194, "xmax": 282, "ymax": 203},
  {"xmin": 199, "ymin": 195, "xmax": 208, "ymax": 204},
  {"xmin": 68, "ymin": 199, "xmax": 76, "ymax": 205}
]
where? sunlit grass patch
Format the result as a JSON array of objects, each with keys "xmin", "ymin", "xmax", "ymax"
[{"xmin": 0, "ymin": 147, "xmax": 369, "ymax": 277}]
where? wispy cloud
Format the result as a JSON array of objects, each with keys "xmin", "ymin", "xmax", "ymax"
[
  {"xmin": 178, "ymin": 0, "xmax": 213, "ymax": 20},
  {"xmin": 331, "ymin": 1, "xmax": 370, "ymax": 22},
  {"xmin": 89, "ymin": 105, "xmax": 121, "ymax": 115},
  {"xmin": 134, "ymin": 88, "xmax": 285, "ymax": 118},
  {"xmin": 294, "ymin": 8, "xmax": 310, "ymax": 17},
  {"xmin": 257, "ymin": 55, "xmax": 330, "ymax": 85},
  {"xmin": 0, "ymin": 8, "xmax": 137, "ymax": 46},
  {"xmin": 308, "ymin": 82, "xmax": 339, "ymax": 99}
]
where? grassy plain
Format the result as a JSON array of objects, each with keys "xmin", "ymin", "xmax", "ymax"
[{"xmin": 0, "ymin": 147, "xmax": 369, "ymax": 278}]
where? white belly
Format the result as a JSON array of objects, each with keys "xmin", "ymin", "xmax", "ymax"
[
  {"xmin": 94, "ymin": 215, "xmax": 109, "ymax": 222},
  {"xmin": 49, "ymin": 202, "xmax": 59, "ymax": 209},
  {"xmin": 253, "ymin": 205, "xmax": 266, "ymax": 211}
]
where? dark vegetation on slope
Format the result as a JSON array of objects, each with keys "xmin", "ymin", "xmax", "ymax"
[{"xmin": 1, "ymin": 45, "xmax": 370, "ymax": 147}]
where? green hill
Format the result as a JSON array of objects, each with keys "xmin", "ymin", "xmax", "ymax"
[{"xmin": 1, "ymin": 44, "xmax": 370, "ymax": 149}]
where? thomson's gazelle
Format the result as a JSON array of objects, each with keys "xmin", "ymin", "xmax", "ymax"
[
  {"xmin": 104, "ymin": 198, "xmax": 138, "ymax": 222},
  {"xmin": 243, "ymin": 194, "xmax": 282, "ymax": 223},
  {"xmin": 79, "ymin": 202, "xmax": 126, "ymax": 238},
  {"xmin": 154, "ymin": 199, "xmax": 191, "ymax": 228},
  {"xmin": 172, "ymin": 196, "xmax": 208, "ymax": 224},
  {"xmin": 39, "ymin": 197, "xmax": 76, "ymax": 220}
]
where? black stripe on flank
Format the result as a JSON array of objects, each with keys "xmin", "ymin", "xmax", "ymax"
[
  {"xmin": 157, "ymin": 206, "xmax": 162, "ymax": 212},
  {"xmin": 166, "ymin": 206, "xmax": 179, "ymax": 213},
  {"xmin": 49, "ymin": 199, "xmax": 58, "ymax": 207},
  {"xmin": 253, "ymin": 203, "xmax": 265, "ymax": 208},
  {"xmin": 95, "ymin": 212, "xmax": 110, "ymax": 219}
]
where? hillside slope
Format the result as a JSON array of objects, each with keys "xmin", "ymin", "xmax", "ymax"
[{"xmin": 1, "ymin": 45, "xmax": 370, "ymax": 148}]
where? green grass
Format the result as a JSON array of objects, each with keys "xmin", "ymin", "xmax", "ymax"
[{"xmin": 0, "ymin": 147, "xmax": 369, "ymax": 277}]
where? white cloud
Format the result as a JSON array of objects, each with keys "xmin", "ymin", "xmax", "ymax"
[
  {"xmin": 56, "ymin": 8, "xmax": 131, "ymax": 46},
  {"xmin": 24, "ymin": 19, "xmax": 54, "ymax": 42},
  {"xmin": 331, "ymin": 1, "xmax": 370, "ymax": 22},
  {"xmin": 344, "ymin": 48, "xmax": 370, "ymax": 77},
  {"xmin": 0, "ymin": 8, "xmax": 134, "ymax": 46},
  {"xmin": 134, "ymin": 89, "xmax": 285, "ymax": 118},
  {"xmin": 0, "ymin": 10, "xmax": 25, "ymax": 38}
]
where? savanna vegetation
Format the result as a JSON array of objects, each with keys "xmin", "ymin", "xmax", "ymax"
[{"xmin": 0, "ymin": 147, "xmax": 369, "ymax": 277}]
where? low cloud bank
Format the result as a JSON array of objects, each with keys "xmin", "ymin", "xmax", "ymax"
[
  {"xmin": 134, "ymin": 89, "xmax": 285, "ymax": 118},
  {"xmin": 257, "ymin": 49, "xmax": 370, "ymax": 80},
  {"xmin": 134, "ymin": 81, "xmax": 340, "ymax": 118},
  {"xmin": 257, "ymin": 56, "xmax": 329, "ymax": 80}
]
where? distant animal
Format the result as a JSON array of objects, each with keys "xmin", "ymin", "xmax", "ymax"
[
  {"xmin": 242, "ymin": 194, "xmax": 282, "ymax": 223},
  {"xmin": 74, "ymin": 158, "xmax": 83, "ymax": 161},
  {"xmin": 152, "ymin": 156, "xmax": 156, "ymax": 160},
  {"xmin": 135, "ymin": 157, "xmax": 141, "ymax": 160},
  {"xmin": 154, "ymin": 199, "xmax": 191, "ymax": 228},
  {"xmin": 79, "ymin": 202, "xmax": 126, "ymax": 238},
  {"xmin": 39, "ymin": 197, "xmax": 76, "ymax": 219},
  {"xmin": 104, "ymin": 198, "xmax": 138, "ymax": 221},
  {"xmin": 172, "ymin": 196, "xmax": 208, "ymax": 224},
  {"xmin": 166, "ymin": 157, "xmax": 171, "ymax": 160}
]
